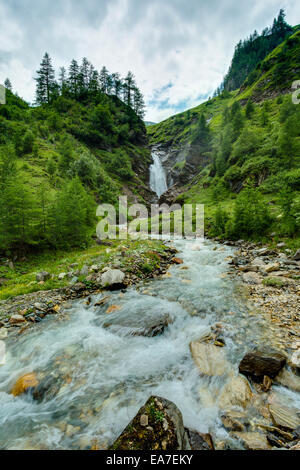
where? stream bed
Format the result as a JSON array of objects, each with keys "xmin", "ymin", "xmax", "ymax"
[{"xmin": 0, "ymin": 238, "xmax": 299, "ymax": 450}]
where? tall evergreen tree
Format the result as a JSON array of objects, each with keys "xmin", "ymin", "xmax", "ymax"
[
  {"xmin": 35, "ymin": 53, "xmax": 56, "ymax": 104},
  {"xmin": 123, "ymin": 71, "xmax": 136, "ymax": 107},
  {"xmin": 4, "ymin": 78, "xmax": 12, "ymax": 91},
  {"xmin": 68, "ymin": 59, "xmax": 80, "ymax": 98}
]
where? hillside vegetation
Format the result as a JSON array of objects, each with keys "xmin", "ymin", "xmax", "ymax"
[
  {"xmin": 0, "ymin": 55, "xmax": 150, "ymax": 254},
  {"xmin": 148, "ymin": 26, "xmax": 300, "ymax": 247}
]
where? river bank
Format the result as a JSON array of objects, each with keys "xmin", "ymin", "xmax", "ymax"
[{"xmin": 0, "ymin": 236, "xmax": 299, "ymax": 450}]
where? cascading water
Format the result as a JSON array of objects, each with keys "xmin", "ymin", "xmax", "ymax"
[
  {"xmin": 0, "ymin": 240, "xmax": 299, "ymax": 450},
  {"xmin": 150, "ymin": 152, "xmax": 168, "ymax": 198}
]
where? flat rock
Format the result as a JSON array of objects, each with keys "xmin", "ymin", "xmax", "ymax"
[
  {"xmin": 103, "ymin": 309, "xmax": 172, "ymax": 338},
  {"xmin": 269, "ymin": 403, "xmax": 300, "ymax": 430},
  {"xmin": 242, "ymin": 272, "xmax": 262, "ymax": 285},
  {"xmin": 9, "ymin": 315, "xmax": 26, "ymax": 325},
  {"xmin": 233, "ymin": 432, "xmax": 271, "ymax": 450},
  {"xmin": 190, "ymin": 342, "xmax": 229, "ymax": 376},
  {"xmin": 110, "ymin": 396, "xmax": 190, "ymax": 450},
  {"xmin": 218, "ymin": 375, "xmax": 252, "ymax": 410},
  {"xmin": 239, "ymin": 349, "xmax": 286, "ymax": 381},
  {"xmin": 264, "ymin": 263, "xmax": 280, "ymax": 273}
]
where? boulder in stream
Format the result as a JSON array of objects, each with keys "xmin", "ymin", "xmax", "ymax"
[
  {"xmin": 110, "ymin": 396, "xmax": 191, "ymax": 450},
  {"xmin": 103, "ymin": 310, "xmax": 172, "ymax": 337},
  {"xmin": 239, "ymin": 348, "xmax": 286, "ymax": 381},
  {"xmin": 190, "ymin": 341, "xmax": 229, "ymax": 376},
  {"xmin": 218, "ymin": 375, "xmax": 253, "ymax": 410}
]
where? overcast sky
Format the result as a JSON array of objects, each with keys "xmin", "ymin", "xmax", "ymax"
[{"xmin": 0, "ymin": 0, "xmax": 299, "ymax": 122}]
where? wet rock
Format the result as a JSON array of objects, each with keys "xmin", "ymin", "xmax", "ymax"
[
  {"xmin": 0, "ymin": 341, "xmax": 6, "ymax": 366},
  {"xmin": 103, "ymin": 310, "xmax": 172, "ymax": 338},
  {"xmin": 101, "ymin": 269, "xmax": 126, "ymax": 289},
  {"xmin": 269, "ymin": 402, "xmax": 300, "ymax": 430},
  {"xmin": 36, "ymin": 271, "xmax": 51, "ymax": 282},
  {"xmin": 32, "ymin": 373, "xmax": 65, "ymax": 403},
  {"xmin": 289, "ymin": 350, "xmax": 300, "ymax": 374},
  {"xmin": 190, "ymin": 342, "xmax": 229, "ymax": 377},
  {"xmin": 232, "ymin": 432, "xmax": 271, "ymax": 450},
  {"xmin": 110, "ymin": 396, "xmax": 191, "ymax": 450},
  {"xmin": 221, "ymin": 411, "xmax": 247, "ymax": 432},
  {"xmin": 11, "ymin": 373, "xmax": 39, "ymax": 397},
  {"xmin": 218, "ymin": 375, "xmax": 252, "ymax": 410},
  {"xmin": 185, "ymin": 428, "xmax": 214, "ymax": 450},
  {"xmin": 256, "ymin": 248, "xmax": 274, "ymax": 257},
  {"xmin": 0, "ymin": 328, "xmax": 8, "ymax": 340},
  {"xmin": 9, "ymin": 315, "xmax": 26, "ymax": 325},
  {"xmin": 172, "ymin": 258, "xmax": 184, "ymax": 265},
  {"xmin": 239, "ymin": 349, "xmax": 286, "ymax": 381},
  {"xmin": 276, "ymin": 368, "xmax": 300, "ymax": 393}
]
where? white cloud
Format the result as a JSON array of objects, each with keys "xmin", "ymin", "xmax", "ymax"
[{"xmin": 0, "ymin": 0, "xmax": 299, "ymax": 121}]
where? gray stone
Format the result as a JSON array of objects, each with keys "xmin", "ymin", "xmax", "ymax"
[
  {"xmin": 36, "ymin": 271, "xmax": 51, "ymax": 282},
  {"xmin": 293, "ymin": 249, "xmax": 300, "ymax": 261},
  {"xmin": 101, "ymin": 269, "xmax": 125, "ymax": 289}
]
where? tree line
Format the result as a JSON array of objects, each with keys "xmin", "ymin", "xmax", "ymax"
[
  {"xmin": 215, "ymin": 9, "xmax": 294, "ymax": 95},
  {"xmin": 34, "ymin": 53, "xmax": 146, "ymax": 118}
]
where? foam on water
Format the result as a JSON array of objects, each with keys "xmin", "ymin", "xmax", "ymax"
[{"xmin": 0, "ymin": 239, "xmax": 298, "ymax": 449}]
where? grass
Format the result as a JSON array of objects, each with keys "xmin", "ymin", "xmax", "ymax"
[{"xmin": 0, "ymin": 239, "xmax": 170, "ymax": 301}]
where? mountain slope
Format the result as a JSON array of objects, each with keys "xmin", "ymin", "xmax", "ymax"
[
  {"xmin": 0, "ymin": 88, "xmax": 151, "ymax": 253},
  {"xmin": 148, "ymin": 29, "xmax": 300, "ymax": 246}
]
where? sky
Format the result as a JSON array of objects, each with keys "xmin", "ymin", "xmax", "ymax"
[{"xmin": 0, "ymin": 0, "xmax": 299, "ymax": 123}]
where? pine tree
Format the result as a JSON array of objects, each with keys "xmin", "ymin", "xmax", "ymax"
[
  {"xmin": 133, "ymin": 87, "xmax": 146, "ymax": 118},
  {"xmin": 123, "ymin": 71, "xmax": 136, "ymax": 106},
  {"xmin": 4, "ymin": 78, "xmax": 12, "ymax": 91},
  {"xmin": 68, "ymin": 59, "xmax": 80, "ymax": 98},
  {"xmin": 245, "ymin": 99, "xmax": 254, "ymax": 119},
  {"xmin": 58, "ymin": 67, "xmax": 68, "ymax": 95},
  {"xmin": 35, "ymin": 53, "xmax": 56, "ymax": 104},
  {"xmin": 99, "ymin": 66, "xmax": 109, "ymax": 93},
  {"xmin": 111, "ymin": 73, "xmax": 122, "ymax": 98}
]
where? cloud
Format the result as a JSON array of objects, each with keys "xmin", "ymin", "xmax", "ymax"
[{"xmin": 0, "ymin": 0, "xmax": 299, "ymax": 121}]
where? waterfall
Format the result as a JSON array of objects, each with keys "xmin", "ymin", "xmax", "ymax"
[{"xmin": 150, "ymin": 152, "xmax": 168, "ymax": 198}]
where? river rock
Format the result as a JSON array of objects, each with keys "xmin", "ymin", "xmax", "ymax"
[
  {"xmin": 9, "ymin": 315, "xmax": 26, "ymax": 325},
  {"xmin": 0, "ymin": 328, "xmax": 8, "ymax": 340},
  {"xmin": 58, "ymin": 273, "xmax": 67, "ymax": 280},
  {"xmin": 103, "ymin": 310, "xmax": 172, "ymax": 338},
  {"xmin": 172, "ymin": 258, "xmax": 184, "ymax": 265},
  {"xmin": 185, "ymin": 429, "xmax": 214, "ymax": 450},
  {"xmin": 0, "ymin": 341, "xmax": 6, "ymax": 366},
  {"xmin": 218, "ymin": 375, "xmax": 252, "ymax": 410},
  {"xmin": 36, "ymin": 271, "xmax": 51, "ymax": 282},
  {"xmin": 239, "ymin": 349, "xmax": 286, "ymax": 381},
  {"xmin": 242, "ymin": 272, "xmax": 262, "ymax": 285},
  {"xmin": 289, "ymin": 350, "xmax": 300, "ymax": 374},
  {"xmin": 11, "ymin": 373, "xmax": 39, "ymax": 397},
  {"xmin": 269, "ymin": 403, "xmax": 300, "ymax": 430},
  {"xmin": 232, "ymin": 432, "xmax": 271, "ymax": 450},
  {"xmin": 100, "ymin": 269, "xmax": 125, "ymax": 289},
  {"xmin": 264, "ymin": 263, "xmax": 280, "ymax": 273},
  {"xmin": 110, "ymin": 396, "xmax": 191, "ymax": 450},
  {"xmin": 293, "ymin": 249, "xmax": 300, "ymax": 261},
  {"xmin": 32, "ymin": 373, "xmax": 65, "ymax": 403},
  {"xmin": 190, "ymin": 342, "xmax": 229, "ymax": 376},
  {"xmin": 276, "ymin": 368, "xmax": 300, "ymax": 393}
]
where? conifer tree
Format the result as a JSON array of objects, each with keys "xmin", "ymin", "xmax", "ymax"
[
  {"xmin": 35, "ymin": 53, "xmax": 56, "ymax": 104},
  {"xmin": 68, "ymin": 59, "xmax": 80, "ymax": 98},
  {"xmin": 4, "ymin": 78, "xmax": 12, "ymax": 91}
]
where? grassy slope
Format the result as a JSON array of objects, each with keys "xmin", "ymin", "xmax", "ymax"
[{"xmin": 147, "ymin": 31, "xmax": 300, "ymax": 249}]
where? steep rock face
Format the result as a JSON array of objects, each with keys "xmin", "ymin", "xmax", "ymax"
[{"xmin": 152, "ymin": 143, "xmax": 210, "ymax": 191}]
